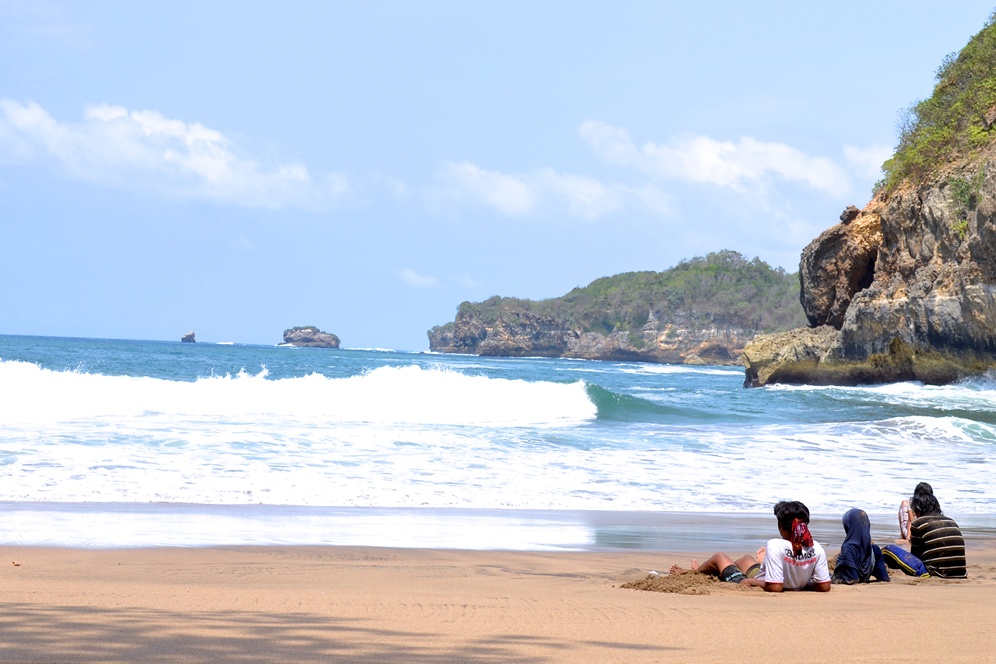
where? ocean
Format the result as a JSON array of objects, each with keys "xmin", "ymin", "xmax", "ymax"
[{"xmin": 1, "ymin": 334, "xmax": 994, "ymax": 550}]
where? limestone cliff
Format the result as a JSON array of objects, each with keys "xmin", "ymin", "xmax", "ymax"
[
  {"xmin": 798, "ymin": 204, "xmax": 882, "ymax": 329},
  {"xmin": 429, "ymin": 251, "xmax": 804, "ymax": 365},
  {"xmin": 431, "ymin": 305, "xmax": 755, "ymax": 364},
  {"xmin": 744, "ymin": 15, "xmax": 996, "ymax": 387},
  {"xmin": 744, "ymin": 160, "xmax": 996, "ymax": 386}
]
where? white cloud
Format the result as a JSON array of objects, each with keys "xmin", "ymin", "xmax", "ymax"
[
  {"xmin": 579, "ymin": 119, "xmax": 852, "ymax": 197},
  {"xmin": 534, "ymin": 168, "xmax": 622, "ymax": 219},
  {"xmin": 843, "ymin": 143, "xmax": 892, "ymax": 181},
  {"xmin": 438, "ymin": 160, "xmax": 670, "ymax": 219},
  {"xmin": 399, "ymin": 268, "xmax": 438, "ymax": 288},
  {"xmin": 628, "ymin": 183, "xmax": 673, "ymax": 216},
  {"xmin": 0, "ymin": 99, "xmax": 349, "ymax": 209},
  {"xmin": 442, "ymin": 161, "xmax": 537, "ymax": 216},
  {"xmin": 576, "ymin": 121, "xmax": 641, "ymax": 165}
]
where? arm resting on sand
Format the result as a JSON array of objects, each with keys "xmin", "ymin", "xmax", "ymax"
[
  {"xmin": 739, "ymin": 579, "xmax": 830, "ymax": 592},
  {"xmin": 740, "ymin": 578, "xmax": 784, "ymax": 592}
]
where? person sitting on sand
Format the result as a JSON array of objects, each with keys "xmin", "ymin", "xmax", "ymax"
[
  {"xmin": 897, "ymin": 481, "xmax": 934, "ymax": 544},
  {"xmin": 883, "ymin": 488, "xmax": 967, "ymax": 579},
  {"xmin": 832, "ymin": 508, "xmax": 890, "ymax": 584},
  {"xmin": 669, "ymin": 500, "xmax": 831, "ymax": 592}
]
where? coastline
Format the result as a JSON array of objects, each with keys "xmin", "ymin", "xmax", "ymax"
[
  {"xmin": 3, "ymin": 543, "xmax": 996, "ymax": 663},
  {"xmin": 6, "ymin": 502, "xmax": 996, "ymax": 551}
]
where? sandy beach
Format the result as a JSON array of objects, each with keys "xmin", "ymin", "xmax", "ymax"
[{"xmin": 2, "ymin": 543, "xmax": 995, "ymax": 663}]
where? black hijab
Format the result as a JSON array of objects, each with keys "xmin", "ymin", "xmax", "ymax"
[{"xmin": 834, "ymin": 508, "xmax": 875, "ymax": 584}]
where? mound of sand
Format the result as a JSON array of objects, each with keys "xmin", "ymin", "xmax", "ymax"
[{"xmin": 621, "ymin": 570, "xmax": 745, "ymax": 595}]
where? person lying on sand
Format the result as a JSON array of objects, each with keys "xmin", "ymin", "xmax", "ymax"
[{"xmin": 669, "ymin": 500, "xmax": 831, "ymax": 592}]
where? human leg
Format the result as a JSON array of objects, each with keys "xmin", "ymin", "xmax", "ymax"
[
  {"xmin": 669, "ymin": 552, "xmax": 734, "ymax": 576},
  {"xmin": 733, "ymin": 553, "xmax": 762, "ymax": 578},
  {"xmin": 732, "ymin": 553, "xmax": 758, "ymax": 573},
  {"xmin": 881, "ymin": 544, "xmax": 929, "ymax": 577},
  {"xmin": 670, "ymin": 552, "xmax": 748, "ymax": 583},
  {"xmin": 897, "ymin": 499, "xmax": 911, "ymax": 543},
  {"xmin": 691, "ymin": 552, "xmax": 737, "ymax": 576}
]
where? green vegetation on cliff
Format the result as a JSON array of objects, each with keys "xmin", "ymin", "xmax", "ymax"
[
  {"xmin": 282, "ymin": 325, "xmax": 341, "ymax": 345},
  {"xmin": 432, "ymin": 250, "xmax": 806, "ymax": 338},
  {"xmin": 879, "ymin": 11, "xmax": 996, "ymax": 193}
]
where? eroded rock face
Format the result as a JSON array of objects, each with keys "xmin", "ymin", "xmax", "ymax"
[
  {"xmin": 799, "ymin": 202, "xmax": 883, "ymax": 329},
  {"xmin": 282, "ymin": 326, "xmax": 340, "ymax": 348},
  {"xmin": 748, "ymin": 154, "xmax": 996, "ymax": 386},
  {"xmin": 428, "ymin": 311, "xmax": 754, "ymax": 364},
  {"xmin": 742, "ymin": 326, "xmax": 839, "ymax": 387},
  {"xmin": 476, "ymin": 310, "xmax": 571, "ymax": 358}
]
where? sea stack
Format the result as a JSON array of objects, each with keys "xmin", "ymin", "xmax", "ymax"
[{"xmin": 282, "ymin": 326, "xmax": 341, "ymax": 348}]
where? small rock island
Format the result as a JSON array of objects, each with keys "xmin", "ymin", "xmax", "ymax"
[
  {"xmin": 181, "ymin": 331, "xmax": 196, "ymax": 343},
  {"xmin": 282, "ymin": 326, "xmax": 341, "ymax": 348}
]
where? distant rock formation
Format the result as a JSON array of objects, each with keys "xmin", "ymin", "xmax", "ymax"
[
  {"xmin": 431, "ymin": 306, "xmax": 753, "ymax": 364},
  {"xmin": 282, "ymin": 326, "xmax": 340, "ymax": 348},
  {"xmin": 428, "ymin": 251, "xmax": 805, "ymax": 365},
  {"xmin": 181, "ymin": 331, "xmax": 196, "ymax": 343}
]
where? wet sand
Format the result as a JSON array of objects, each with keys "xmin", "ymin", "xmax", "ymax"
[
  {"xmin": 7, "ymin": 503, "xmax": 996, "ymax": 551},
  {"xmin": 2, "ymin": 543, "xmax": 995, "ymax": 663}
]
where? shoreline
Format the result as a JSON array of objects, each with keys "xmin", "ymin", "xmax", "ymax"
[
  {"xmin": 3, "ymin": 543, "xmax": 995, "ymax": 662},
  {"xmin": 4, "ymin": 502, "xmax": 996, "ymax": 551}
]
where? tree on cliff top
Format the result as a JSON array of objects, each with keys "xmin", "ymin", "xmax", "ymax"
[
  {"xmin": 434, "ymin": 250, "xmax": 806, "ymax": 337},
  {"xmin": 879, "ymin": 11, "xmax": 996, "ymax": 193}
]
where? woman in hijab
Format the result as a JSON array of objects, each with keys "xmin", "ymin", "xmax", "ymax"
[{"xmin": 832, "ymin": 508, "xmax": 890, "ymax": 584}]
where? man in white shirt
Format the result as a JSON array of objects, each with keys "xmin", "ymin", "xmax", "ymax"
[{"xmin": 669, "ymin": 500, "xmax": 832, "ymax": 593}]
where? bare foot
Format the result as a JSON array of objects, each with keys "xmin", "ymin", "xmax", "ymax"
[
  {"xmin": 669, "ymin": 559, "xmax": 699, "ymax": 575},
  {"xmin": 756, "ymin": 547, "xmax": 766, "ymax": 564},
  {"xmin": 894, "ymin": 538, "xmax": 910, "ymax": 545}
]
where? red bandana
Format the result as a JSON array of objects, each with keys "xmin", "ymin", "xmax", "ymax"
[{"xmin": 791, "ymin": 518, "xmax": 813, "ymax": 556}]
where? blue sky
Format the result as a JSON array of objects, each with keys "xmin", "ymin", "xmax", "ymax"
[{"xmin": 2, "ymin": 1, "xmax": 994, "ymax": 350}]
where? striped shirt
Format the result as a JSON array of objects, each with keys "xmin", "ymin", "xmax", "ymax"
[{"xmin": 910, "ymin": 514, "xmax": 967, "ymax": 578}]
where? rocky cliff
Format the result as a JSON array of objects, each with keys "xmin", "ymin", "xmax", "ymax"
[
  {"xmin": 744, "ymin": 15, "xmax": 996, "ymax": 387},
  {"xmin": 430, "ymin": 305, "xmax": 754, "ymax": 364},
  {"xmin": 282, "ymin": 326, "xmax": 341, "ymax": 348},
  {"xmin": 744, "ymin": 160, "xmax": 996, "ymax": 386},
  {"xmin": 429, "ymin": 251, "xmax": 804, "ymax": 365}
]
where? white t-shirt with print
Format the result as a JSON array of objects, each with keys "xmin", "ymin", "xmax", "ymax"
[{"xmin": 754, "ymin": 537, "xmax": 830, "ymax": 590}]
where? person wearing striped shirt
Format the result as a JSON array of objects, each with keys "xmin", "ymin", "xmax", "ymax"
[{"xmin": 902, "ymin": 489, "xmax": 967, "ymax": 579}]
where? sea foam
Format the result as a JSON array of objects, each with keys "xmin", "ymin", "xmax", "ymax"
[{"xmin": 0, "ymin": 359, "xmax": 597, "ymax": 426}]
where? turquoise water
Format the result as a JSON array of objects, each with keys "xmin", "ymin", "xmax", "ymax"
[{"xmin": 1, "ymin": 334, "xmax": 994, "ymax": 548}]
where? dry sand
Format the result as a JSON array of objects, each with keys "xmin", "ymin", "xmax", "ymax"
[{"xmin": 2, "ymin": 544, "xmax": 996, "ymax": 663}]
